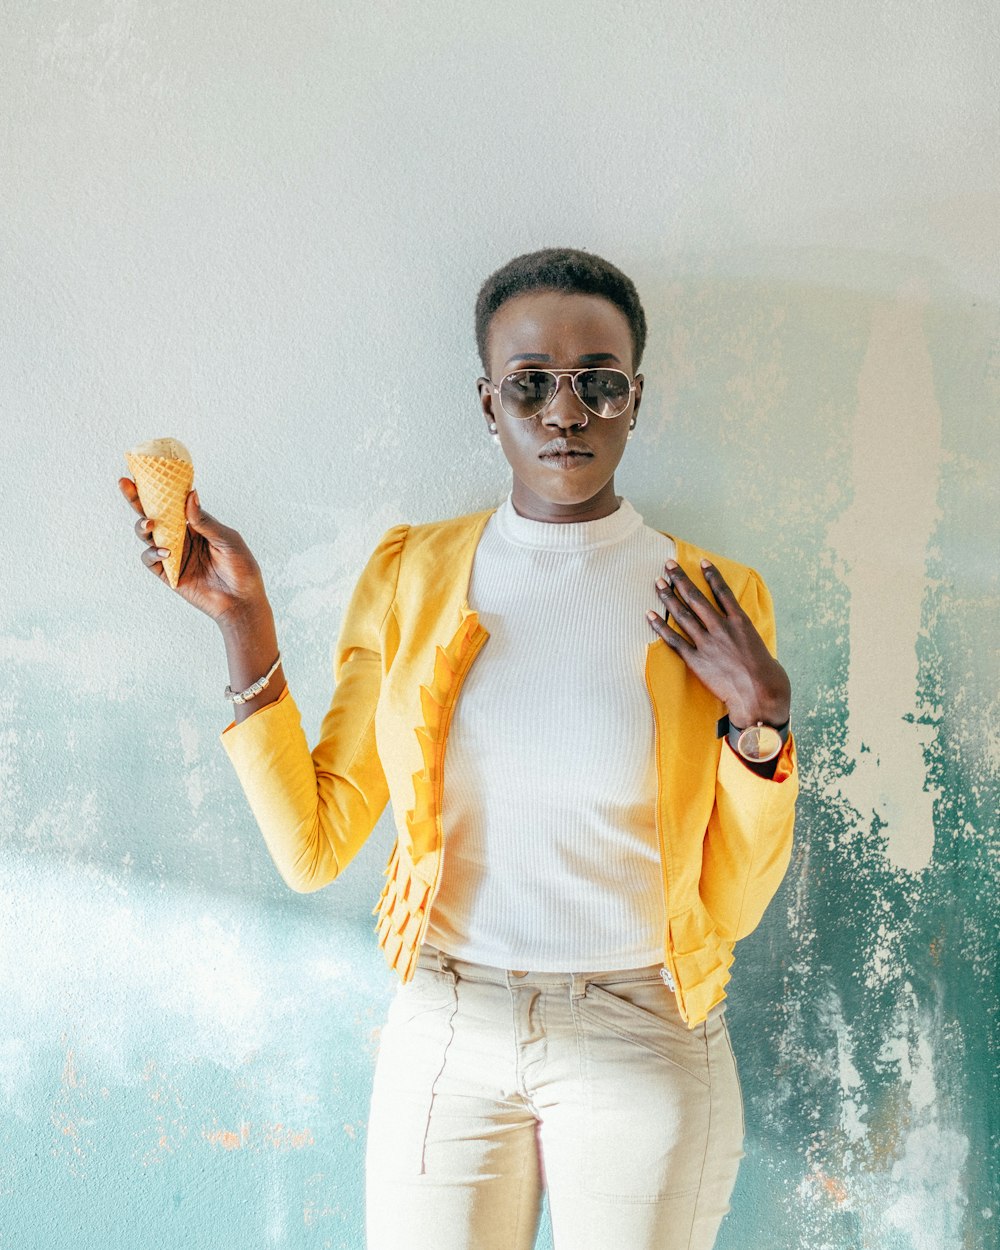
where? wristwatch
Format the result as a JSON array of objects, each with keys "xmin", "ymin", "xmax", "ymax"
[{"xmin": 727, "ymin": 717, "xmax": 790, "ymax": 763}]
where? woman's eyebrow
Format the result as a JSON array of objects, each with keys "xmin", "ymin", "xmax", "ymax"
[{"xmin": 503, "ymin": 352, "xmax": 622, "ymax": 366}]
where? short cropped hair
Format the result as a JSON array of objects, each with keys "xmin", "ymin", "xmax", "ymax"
[{"xmin": 474, "ymin": 246, "xmax": 647, "ymax": 376}]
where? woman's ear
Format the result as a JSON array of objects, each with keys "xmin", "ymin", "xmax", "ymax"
[
  {"xmin": 632, "ymin": 373, "xmax": 644, "ymax": 419},
  {"xmin": 476, "ymin": 378, "xmax": 499, "ymax": 441}
]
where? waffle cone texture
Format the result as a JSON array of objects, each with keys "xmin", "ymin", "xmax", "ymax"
[{"xmin": 124, "ymin": 452, "xmax": 194, "ymax": 589}]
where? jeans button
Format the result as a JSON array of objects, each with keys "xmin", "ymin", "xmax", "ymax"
[{"xmin": 511, "ymin": 969, "xmax": 529, "ymax": 977}]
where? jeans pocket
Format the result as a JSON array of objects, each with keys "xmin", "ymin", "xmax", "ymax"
[
  {"xmin": 386, "ymin": 966, "xmax": 457, "ymax": 1027},
  {"xmin": 574, "ymin": 976, "xmax": 715, "ymax": 1200},
  {"xmin": 576, "ymin": 976, "xmax": 711, "ymax": 1086},
  {"xmin": 369, "ymin": 969, "xmax": 458, "ymax": 1176}
]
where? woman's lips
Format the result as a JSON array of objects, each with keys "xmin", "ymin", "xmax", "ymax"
[
  {"xmin": 539, "ymin": 451, "xmax": 594, "ymax": 470},
  {"xmin": 538, "ymin": 438, "xmax": 595, "ymax": 469}
]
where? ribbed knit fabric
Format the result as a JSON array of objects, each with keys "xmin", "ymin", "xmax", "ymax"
[{"xmin": 425, "ymin": 493, "xmax": 678, "ymax": 971}]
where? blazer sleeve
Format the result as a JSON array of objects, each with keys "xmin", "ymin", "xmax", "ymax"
[
  {"xmin": 217, "ymin": 524, "xmax": 408, "ymax": 892},
  {"xmin": 699, "ymin": 566, "xmax": 799, "ymax": 942}
]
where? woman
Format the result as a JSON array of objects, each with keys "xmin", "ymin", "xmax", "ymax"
[{"xmin": 119, "ymin": 246, "xmax": 797, "ymax": 1250}]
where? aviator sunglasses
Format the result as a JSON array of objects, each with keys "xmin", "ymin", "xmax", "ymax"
[{"xmin": 488, "ymin": 367, "xmax": 637, "ymax": 421}]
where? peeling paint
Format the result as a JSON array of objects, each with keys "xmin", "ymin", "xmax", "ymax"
[
  {"xmin": 202, "ymin": 1122, "xmax": 250, "ymax": 1150},
  {"xmin": 825, "ymin": 281, "xmax": 943, "ymax": 873}
]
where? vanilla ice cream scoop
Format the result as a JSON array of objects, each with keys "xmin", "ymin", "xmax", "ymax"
[
  {"xmin": 124, "ymin": 437, "xmax": 195, "ymax": 589},
  {"xmin": 127, "ymin": 437, "xmax": 192, "ymax": 462}
]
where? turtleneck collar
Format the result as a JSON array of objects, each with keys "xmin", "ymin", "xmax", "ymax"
[{"xmin": 494, "ymin": 492, "xmax": 644, "ymax": 551}]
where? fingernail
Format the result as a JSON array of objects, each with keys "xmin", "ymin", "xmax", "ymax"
[
  {"xmin": 156, "ymin": 548, "xmax": 170, "ymax": 558},
  {"xmin": 701, "ymin": 559, "xmax": 711, "ymax": 569},
  {"xmin": 646, "ymin": 609, "xmax": 658, "ymax": 621},
  {"xmin": 192, "ymin": 490, "xmax": 200, "ymax": 508},
  {"xmin": 664, "ymin": 559, "xmax": 678, "ymax": 571},
  {"xmin": 655, "ymin": 577, "xmax": 669, "ymax": 590}
]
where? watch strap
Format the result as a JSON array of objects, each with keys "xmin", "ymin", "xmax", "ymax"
[{"xmin": 718, "ymin": 714, "xmax": 791, "ymax": 737}]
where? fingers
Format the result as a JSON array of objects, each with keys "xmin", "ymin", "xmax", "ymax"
[
  {"xmin": 648, "ymin": 558, "xmax": 732, "ymax": 658},
  {"xmin": 698, "ymin": 560, "xmax": 740, "ymax": 615},
  {"xmin": 184, "ymin": 490, "xmax": 239, "ymax": 549},
  {"xmin": 119, "ymin": 477, "xmax": 145, "ymax": 517},
  {"xmin": 141, "ymin": 545, "xmax": 170, "ymax": 575},
  {"xmin": 120, "ymin": 477, "xmax": 154, "ymax": 541},
  {"xmin": 654, "ymin": 558, "xmax": 743, "ymax": 632},
  {"xmin": 119, "ymin": 479, "xmax": 152, "ymax": 539},
  {"xmin": 645, "ymin": 607, "xmax": 696, "ymax": 654},
  {"xmin": 121, "ymin": 477, "xmax": 169, "ymax": 578},
  {"xmin": 654, "ymin": 561, "xmax": 716, "ymax": 634},
  {"xmin": 666, "ymin": 561, "xmax": 717, "ymax": 623}
]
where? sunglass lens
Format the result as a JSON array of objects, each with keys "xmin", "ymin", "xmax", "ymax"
[
  {"xmin": 576, "ymin": 369, "xmax": 631, "ymax": 416},
  {"xmin": 499, "ymin": 370, "xmax": 556, "ymax": 418}
]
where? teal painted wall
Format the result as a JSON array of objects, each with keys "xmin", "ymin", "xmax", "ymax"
[{"xmin": 3, "ymin": 4, "xmax": 997, "ymax": 1248}]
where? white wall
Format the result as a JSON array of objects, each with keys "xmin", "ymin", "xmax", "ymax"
[{"xmin": 3, "ymin": 4, "xmax": 997, "ymax": 1248}]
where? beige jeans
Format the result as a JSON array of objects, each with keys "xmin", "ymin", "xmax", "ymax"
[{"xmin": 365, "ymin": 942, "xmax": 745, "ymax": 1250}]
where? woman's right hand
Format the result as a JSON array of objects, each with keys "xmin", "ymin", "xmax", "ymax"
[{"xmin": 118, "ymin": 478, "xmax": 271, "ymax": 630}]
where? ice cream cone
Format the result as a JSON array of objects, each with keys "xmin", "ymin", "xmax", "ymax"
[{"xmin": 124, "ymin": 438, "xmax": 195, "ymax": 589}]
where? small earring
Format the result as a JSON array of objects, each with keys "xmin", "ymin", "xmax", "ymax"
[
  {"xmin": 490, "ymin": 425, "xmax": 501, "ymax": 446},
  {"xmin": 626, "ymin": 425, "xmax": 635, "ymax": 441}
]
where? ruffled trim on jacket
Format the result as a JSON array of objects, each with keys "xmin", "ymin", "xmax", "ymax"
[
  {"xmin": 372, "ymin": 607, "xmax": 487, "ymax": 981},
  {"xmin": 669, "ymin": 902, "xmax": 736, "ymax": 1026}
]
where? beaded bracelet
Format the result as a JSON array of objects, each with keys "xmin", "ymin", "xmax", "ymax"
[{"xmin": 225, "ymin": 653, "xmax": 282, "ymax": 705}]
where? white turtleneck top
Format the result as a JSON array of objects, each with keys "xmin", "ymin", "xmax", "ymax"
[{"xmin": 425, "ymin": 493, "xmax": 678, "ymax": 971}]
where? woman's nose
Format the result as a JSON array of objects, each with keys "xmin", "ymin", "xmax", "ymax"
[{"xmin": 542, "ymin": 374, "xmax": 589, "ymax": 428}]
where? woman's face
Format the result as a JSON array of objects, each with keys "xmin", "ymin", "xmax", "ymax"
[{"xmin": 476, "ymin": 289, "xmax": 643, "ymax": 522}]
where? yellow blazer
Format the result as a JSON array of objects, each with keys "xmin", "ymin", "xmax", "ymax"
[{"xmin": 219, "ymin": 506, "xmax": 798, "ymax": 1027}]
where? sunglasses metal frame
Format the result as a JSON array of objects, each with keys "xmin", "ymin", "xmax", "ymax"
[{"xmin": 487, "ymin": 367, "xmax": 637, "ymax": 421}]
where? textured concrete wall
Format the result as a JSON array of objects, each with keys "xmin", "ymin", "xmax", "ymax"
[{"xmin": 2, "ymin": 3, "xmax": 997, "ymax": 1247}]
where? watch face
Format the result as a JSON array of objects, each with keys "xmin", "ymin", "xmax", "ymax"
[{"xmin": 737, "ymin": 723, "xmax": 783, "ymax": 762}]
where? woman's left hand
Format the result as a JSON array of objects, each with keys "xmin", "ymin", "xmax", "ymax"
[{"xmin": 646, "ymin": 559, "xmax": 791, "ymax": 728}]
